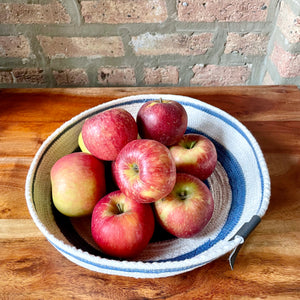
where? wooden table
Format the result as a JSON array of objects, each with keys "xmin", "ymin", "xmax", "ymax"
[{"xmin": 0, "ymin": 86, "xmax": 299, "ymax": 299}]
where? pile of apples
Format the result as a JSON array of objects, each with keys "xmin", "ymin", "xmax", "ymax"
[{"xmin": 50, "ymin": 99, "xmax": 218, "ymax": 259}]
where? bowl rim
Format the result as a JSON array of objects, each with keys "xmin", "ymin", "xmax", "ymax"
[{"xmin": 25, "ymin": 94, "xmax": 270, "ymax": 277}]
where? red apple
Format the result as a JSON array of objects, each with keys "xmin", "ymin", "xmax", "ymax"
[
  {"xmin": 136, "ymin": 99, "xmax": 188, "ymax": 146},
  {"xmin": 82, "ymin": 108, "xmax": 138, "ymax": 161},
  {"xmin": 50, "ymin": 152, "xmax": 106, "ymax": 217},
  {"xmin": 169, "ymin": 133, "xmax": 217, "ymax": 180},
  {"xmin": 91, "ymin": 190, "xmax": 155, "ymax": 258},
  {"xmin": 154, "ymin": 173, "xmax": 214, "ymax": 238},
  {"xmin": 113, "ymin": 139, "xmax": 176, "ymax": 203}
]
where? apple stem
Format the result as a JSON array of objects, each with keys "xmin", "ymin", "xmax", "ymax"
[
  {"xmin": 159, "ymin": 98, "xmax": 163, "ymax": 103},
  {"xmin": 178, "ymin": 190, "xmax": 188, "ymax": 201},
  {"xmin": 132, "ymin": 163, "xmax": 139, "ymax": 174},
  {"xmin": 186, "ymin": 141, "xmax": 197, "ymax": 149},
  {"xmin": 116, "ymin": 203, "xmax": 124, "ymax": 214}
]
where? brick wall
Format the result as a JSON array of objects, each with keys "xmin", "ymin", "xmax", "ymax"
[
  {"xmin": 0, "ymin": 0, "xmax": 299, "ymax": 88},
  {"xmin": 263, "ymin": 0, "xmax": 300, "ymax": 86}
]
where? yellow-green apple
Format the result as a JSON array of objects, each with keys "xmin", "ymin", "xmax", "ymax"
[
  {"xmin": 136, "ymin": 99, "xmax": 188, "ymax": 146},
  {"xmin": 113, "ymin": 139, "xmax": 176, "ymax": 203},
  {"xmin": 82, "ymin": 108, "xmax": 138, "ymax": 161},
  {"xmin": 78, "ymin": 131, "xmax": 90, "ymax": 154},
  {"xmin": 50, "ymin": 152, "xmax": 106, "ymax": 217},
  {"xmin": 91, "ymin": 190, "xmax": 155, "ymax": 258},
  {"xmin": 154, "ymin": 173, "xmax": 214, "ymax": 238},
  {"xmin": 169, "ymin": 133, "xmax": 217, "ymax": 180}
]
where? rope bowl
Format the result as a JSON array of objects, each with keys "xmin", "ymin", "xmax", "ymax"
[{"xmin": 25, "ymin": 94, "xmax": 270, "ymax": 278}]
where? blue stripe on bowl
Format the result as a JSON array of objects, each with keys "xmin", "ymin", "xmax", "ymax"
[{"xmin": 49, "ymin": 239, "xmax": 208, "ymax": 275}]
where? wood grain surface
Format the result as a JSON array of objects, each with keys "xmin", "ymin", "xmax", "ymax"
[{"xmin": 0, "ymin": 86, "xmax": 299, "ymax": 299}]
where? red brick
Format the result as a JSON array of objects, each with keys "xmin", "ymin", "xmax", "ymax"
[
  {"xmin": 82, "ymin": 0, "xmax": 167, "ymax": 23},
  {"xmin": 0, "ymin": 71, "xmax": 13, "ymax": 84},
  {"xmin": 53, "ymin": 69, "xmax": 89, "ymax": 86},
  {"xmin": 0, "ymin": 69, "xmax": 45, "ymax": 84},
  {"xmin": 277, "ymin": 1, "xmax": 300, "ymax": 44},
  {"xmin": 37, "ymin": 36, "xmax": 125, "ymax": 58},
  {"xmin": 0, "ymin": 36, "xmax": 31, "ymax": 57},
  {"xmin": 225, "ymin": 33, "xmax": 269, "ymax": 55},
  {"xmin": 98, "ymin": 67, "xmax": 136, "ymax": 86},
  {"xmin": 177, "ymin": 0, "xmax": 270, "ymax": 22},
  {"xmin": 14, "ymin": 68, "xmax": 45, "ymax": 84},
  {"xmin": 270, "ymin": 44, "xmax": 300, "ymax": 78},
  {"xmin": 0, "ymin": 2, "xmax": 70, "ymax": 24},
  {"xmin": 144, "ymin": 66, "xmax": 179, "ymax": 85},
  {"xmin": 191, "ymin": 64, "xmax": 251, "ymax": 86},
  {"xmin": 131, "ymin": 33, "xmax": 213, "ymax": 56}
]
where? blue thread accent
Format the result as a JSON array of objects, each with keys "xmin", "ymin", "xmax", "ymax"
[{"xmin": 49, "ymin": 240, "xmax": 207, "ymax": 275}]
